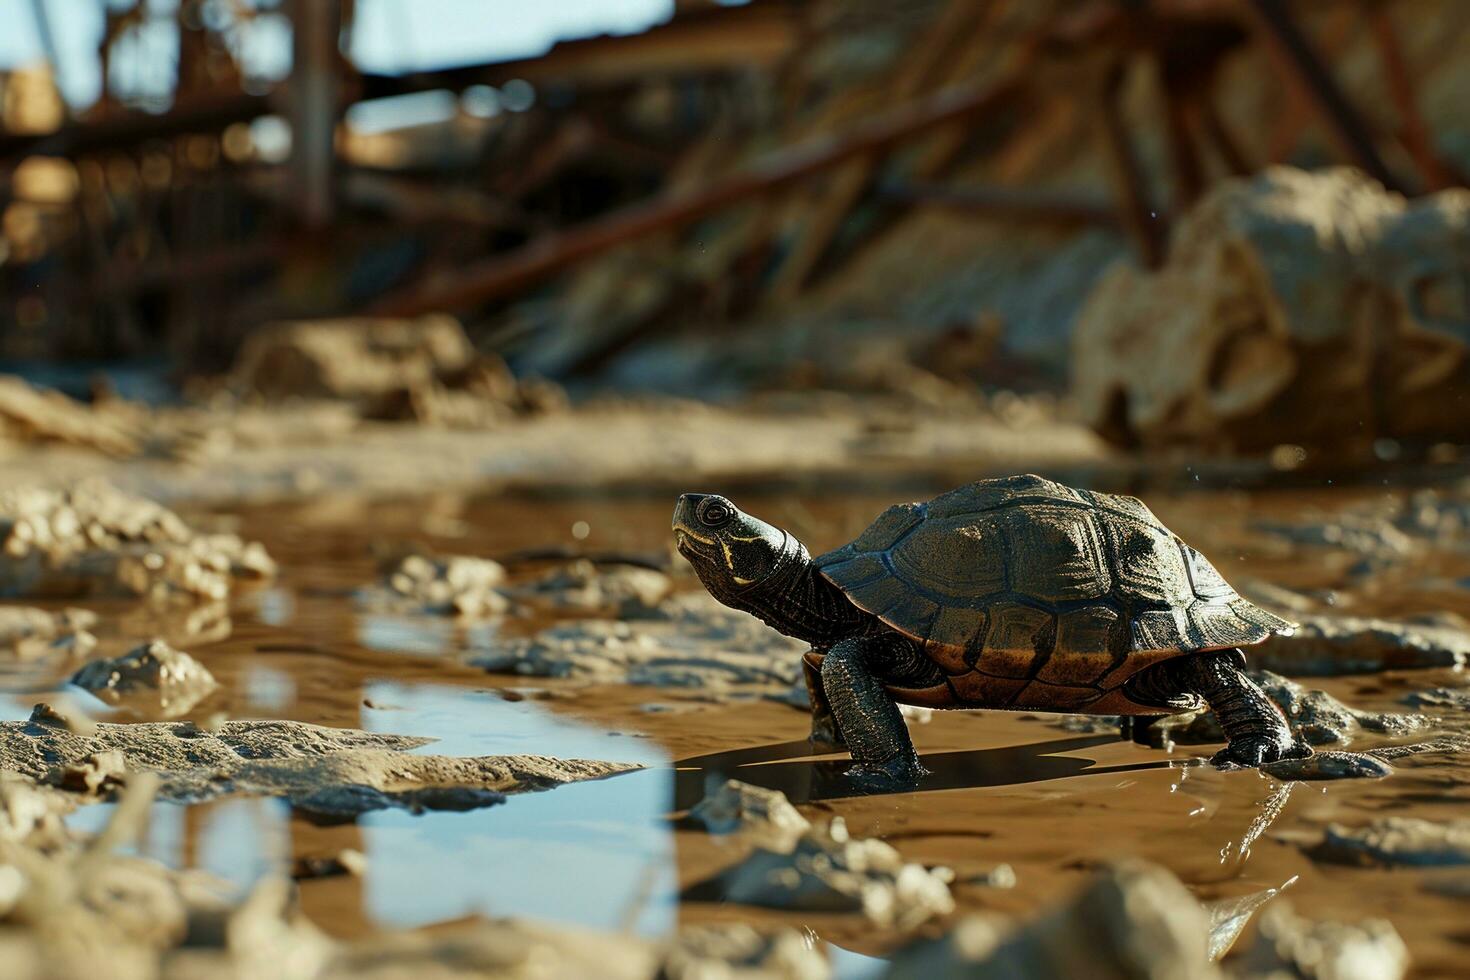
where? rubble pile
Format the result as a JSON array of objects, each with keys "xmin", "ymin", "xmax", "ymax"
[
  {"xmin": 0, "ymin": 481, "xmax": 275, "ymax": 600},
  {"xmin": 230, "ymin": 316, "xmax": 566, "ymax": 428},
  {"xmin": 358, "ymin": 551, "xmax": 510, "ymax": 618},
  {"xmin": 1073, "ymin": 168, "xmax": 1470, "ymax": 453}
]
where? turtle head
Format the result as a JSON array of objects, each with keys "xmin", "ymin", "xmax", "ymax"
[{"xmin": 672, "ymin": 493, "xmax": 806, "ymax": 603}]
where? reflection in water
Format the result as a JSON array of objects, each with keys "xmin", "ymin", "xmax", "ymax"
[
  {"xmin": 359, "ymin": 681, "xmax": 667, "ymax": 765},
  {"xmin": 65, "ymin": 797, "xmax": 286, "ymax": 892},
  {"xmin": 251, "ymin": 588, "xmax": 297, "ymax": 627},
  {"xmin": 356, "ymin": 615, "xmax": 457, "ymax": 656},
  {"xmin": 245, "ymin": 665, "xmax": 297, "ymax": 711},
  {"xmin": 354, "ymin": 684, "xmax": 674, "ymax": 932},
  {"xmin": 358, "ymin": 770, "xmax": 675, "ymax": 934},
  {"xmin": 63, "ymin": 683, "xmax": 676, "ymax": 935},
  {"xmin": 1220, "ymin": 781, "xmax": 1295, "ymax": 867}
]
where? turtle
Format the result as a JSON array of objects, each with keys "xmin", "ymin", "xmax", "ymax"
[{"xmin": 672, "ymin": 474, "xmax": 1311, "ymax": 786}]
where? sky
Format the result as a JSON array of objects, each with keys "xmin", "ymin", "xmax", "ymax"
[{"xmin": 0, "ymin": 0, "xmax": 675, "ymax": 109}]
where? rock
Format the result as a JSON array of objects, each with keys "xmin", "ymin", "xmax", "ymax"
[
  {"xmin": 70, "ymin": 639, "xmax": 219, "ymax": 717},
  {"xmin": 687, "ymin": 779, "xmax": 811, "ymax": 851},
  {"xmin": 230, "ymin": 317, "xmax": 566, "ymax": 428},
  {"xmin": 509, "ymin": 560, "xmax": 673, "ymax": 617},
  {"xmin": 0, "ymin": 771, "xmax": 74, "ymax": 846},
  {"xmin": 689, "ymin": 816, "xmax": 954, "ymax": 929},
  {"xmin": 663, "ymin": 925, "xmax": 831, "ymax": 980},
  {"xmin": 0, "ymin": 705, "xmax": 638, "ymax": 818},
  {"xmin": 0, "ymin": 606, "xmax": 96, "ymax": 660},
  {"xmin": 358, "ymin": 551, "xmax": 509, "ymax": 618},
  {"xmin": 1250, "ymin": 614, "xmax": 1470, "ymax": 675},
  {"xmin": 1309, "ymin": 817, "xmax": 1470, "ymax": 867},
  {"xmin": 1232, "ymin": 901, "xmax": 1410, "ymax": 980},
  {"xmin": 1072, "ymin": 167, "xmax": 1470, "ymax": 453},
  {"xmin": 231, "ymin": 316, "xmax": 476, "ymax": 402},
  {"xmin": 1403, "ymin": 687, "xmax": 1470, "ymax": 710},
  {"xmin": 1252, "ymin": 516, "xmax": 1418, "ymax": 573},
  {"xmin": 469, "ymin": 591, "xmax": 806, "ymax": 691},
  {"xmin": 882, "ymin": 860, "xmax": 1219, "ymax": 979},
  {"xmin": 0, "ymin": 481, "xmax": 274, "ymax": 600},
  {"xmin": 0, "ymin": 374, "xmax": 140, "ymax": 456},
  {"xmin": 48, "ymin": 749, "xmax": 128, "ymax": 796},
  {"xmin": 1051, "ymin": 714, "xmax": 1123, "ymax": 734},
  {"xmin": 291, "ymin": 849, "xmax": 368, "ymax": 881},
  {"xmin": 962, "ymin": 865, "xmax": 1018, "ymax": 890},
  {"xmin": 1261, "ymin": 751, "xmax": 1394, "ymax": 781},
  {"xmin": 1145, "ymin": 670, "xmax": 1435, "ymax": 750}
]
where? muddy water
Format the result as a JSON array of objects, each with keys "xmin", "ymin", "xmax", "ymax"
[{"xmin": 9, "ymin": 481, "xmax": 1470, "ymax": 975}]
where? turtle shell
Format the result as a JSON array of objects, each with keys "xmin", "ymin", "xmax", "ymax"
[{"xmin": 812, "ymin": 474, "xmax": 1294, "ymax": 714}]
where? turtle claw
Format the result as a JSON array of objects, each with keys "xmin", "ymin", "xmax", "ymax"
[
  {"xmin": 1211, "ymin": 736, "xmax": 1313, "ymax": 771},
  {"xmin": 843, "ymin": 754, "xmax": 928, "ymax": 790}
]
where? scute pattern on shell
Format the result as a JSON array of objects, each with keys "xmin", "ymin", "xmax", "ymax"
[{"xmin": 813, "ymin": 474, "xmax": 1295, "ymax": 711}]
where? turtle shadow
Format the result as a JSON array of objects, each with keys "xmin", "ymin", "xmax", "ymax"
[{"xmin": 673, "ymin": 734, "xmax": 1191, "ymax": 809}]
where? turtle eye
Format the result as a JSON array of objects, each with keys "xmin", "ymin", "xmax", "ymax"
[{"xmin": 700, "ymin": 501, "xmax": 732, "ymax": 526}]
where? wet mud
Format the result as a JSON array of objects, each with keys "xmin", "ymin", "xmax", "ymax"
[{"xmin": 1, "ymin": 480, "xmax": 1469, "ymax": 975}]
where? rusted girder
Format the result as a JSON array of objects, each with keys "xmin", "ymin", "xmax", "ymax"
[
  {"xmin": 1243, "ymin": 0, "xmax": 1405, "ymax": 192},
  {"xmin": 877, "ymin": 181, "xmax": 1126, "ymax": 228},
  {"xmin": 368, "ymin": 72, "xmax": 1029, "ymax": 316}
]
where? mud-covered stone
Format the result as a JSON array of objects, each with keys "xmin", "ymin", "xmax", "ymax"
[
  {"xmin": 70, "ymin": 639, "xmax": 218, "ymax": 717},
  {"xmin": 663, "ymin": 925, "xmax": 831, "ymax": 980},
  {"xmin": 0, "ymin": 481, "xmax": 274, "ymax": 600},
  {"xmin": 1262, "ymin": 751, "xmax": 1395, "ymax": 781},
  {"xmin": 882, "ymin": 860, "xmax": 1219, "ymax": 978},
  {"xmin": 0, "ymin": 605, "xmax": 96, "ymax": 660},
  {"xmin": 1232, "ymin": 901, "xmax": 1410, "ymax": 980},
  {"xmin": 1145, "ymin": 671, "xmax": 1435, "ymax": 749},
  {"xmin": 1072, "ymin": 167, "xmax": 1470, "ymax": 452},
  {"xmin": 687, "ymin": 779, "xmax": 811, "ymax": 851},
  {"xmin": 0, "ymin": 705, "xmax": 638, "ymax": 818},
  {"xmin": 1250, "ymin": 614, "xmax": 1470, "ymax": 675},
  {"xmin": 1309, "ymin": 817, "xmax": 1470, "ymax": 867},
  {"xmin": 0, "ymin": 374, "xmax": 140, "ymax": 457},
  {"xmin": 469, "ymin": 591, "xmax": 805, "ymax": 690},
  {"xmin": 689, "ymin": 816, "xmax": 953, "ymax": 929},
  {"xmin": 231, "ymin": 316, "xmax": 477, "ymax": 402},
  {"xmin": 359, "ymin": 552, "xmax": 509, "ymax": 618},
  {"xmin": 509, "ymin": 560, "xmax": 672, "ymax": 617}
]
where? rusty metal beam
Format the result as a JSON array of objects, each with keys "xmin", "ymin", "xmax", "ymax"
[
  {"xmin": 0, "ymin": 93, "xmax": 271, "ymax": 162},
  {"xmin": 877, "ymin": 181, "xmax": 1126, "ymax": 227},
  {"xmin": 1366, "ymin": 2, "xmax": 1463, "ymax": 190},
  {"xmin": 368, "ymin": 72, "xmax": 1029, "ymax": 316},
  {"xmin": 286, "ymin": 0, "xmax": 342, "ymax": 228},
  {"xmin": 1243, "ymin": 0, "xmax": 1405, "ymax": 192},
  {"xmin": 1095, "ymin": 62, "xmax": 1165, "ymax": 268}
]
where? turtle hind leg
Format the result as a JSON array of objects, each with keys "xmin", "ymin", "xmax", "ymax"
[
  {"xmin": 1160, "ymin": 648, "xmax": 1311, "ymax": 770},
  {"xmin": 820, "ymin": 635, "xmax": 927, "ymax": 787}
]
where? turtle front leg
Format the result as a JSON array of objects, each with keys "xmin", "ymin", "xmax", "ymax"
[
  {"xmin": 802, "ymin": 652, "xmax": 845, "ymax": 749},
  {"xmin": 1174, "ymin": 649, "xmax": 1312, "ymax": 770},
  {"xmin": 820, "ymin": 636, "xmax": 927, "ymax": 787}
]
